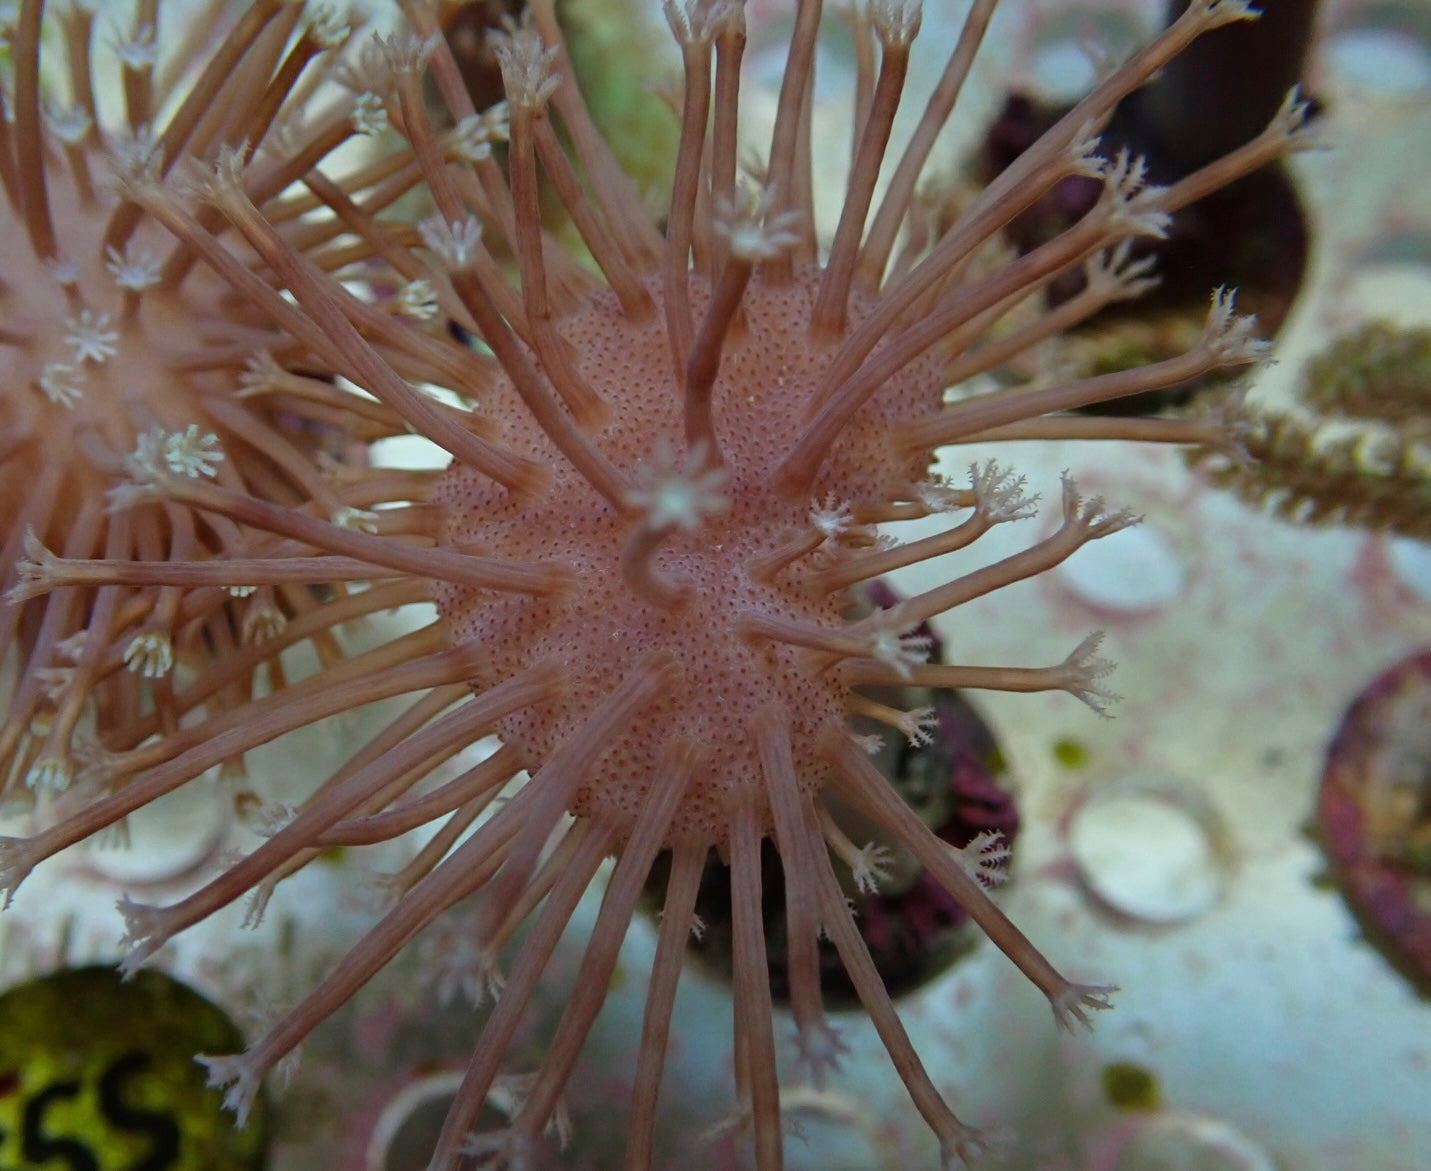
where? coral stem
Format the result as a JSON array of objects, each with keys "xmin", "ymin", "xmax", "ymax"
[
  {"xmin": 663, "ymin": 25, "xmax": 715, "ymax": 376},
  {"xmin": 730, "ymin": 802, "xmax": 783, "ymax": 1170},
  {"xmin": 808, "ymin": 803, "xmax": 987, "ymax": 1165},
  {"xmin": 104, "ymin": 0, "xmax": 285, "ymax": 254},
  {"xmin": 428, "ymin": 825, "xmax": 614, "ymax": 1171},
  {"xmin": 13, "ymin": 0, "xmax": 56, "ymax": 259},
  {"xmin": 685, "ymin": 253, "xmax": 753, "ymax": 456},
  {"xmin": 508, "ymin": 103, "xmax": 608, "ymax": 428},
  {"xmin": 902, "ymin": 338, "xmax": 1250, "ymax": 451},
  {"xmin": 126, "ymin": 475, "xmax": 570, "ymax": 596},
  {"xmin": 857, "ymin": 0, "xmax": 996, "ymax": 288},
  {"xmin": 132, "ymin": 670, "xmax": 553, "ymax": 957},
  {"xmin": 6, "ymin": 632, "xmax": 485, "ymax": 895},
  {"xmin": 824, "ymin": 731, "xmax": 1103, "ymax": 1011},
  {"xmin": 811, "ymin": 17, "xmax": 914, "ymax": 336},
  {"xmin": 625, "ymin": 843, "xmax": 705, "ymax": 1171},
  {"xmin": 514, "ymin": 739, "xmax": 700, "ymax": 1141}
]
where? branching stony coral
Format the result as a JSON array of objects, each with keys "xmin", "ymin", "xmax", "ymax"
[
  {"xmin": 0, "ymin": 0, "xmax": 434, "ymax": 804},
  {"xmin": 0, "ymin": 0, "xmax": 1312, "ymax": 1167},
  {"xmin": 1191, "ymin": 321, "xmax": 1431, "ymax": 538}
]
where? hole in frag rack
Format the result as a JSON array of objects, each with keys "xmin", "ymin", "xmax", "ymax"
[{"xmin": 1068, "ymin": 773, "xmax": 1234, "ymax": 926}]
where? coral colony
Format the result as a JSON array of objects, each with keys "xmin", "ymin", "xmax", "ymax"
[
  {"xmin": 0, "ymin": 0, "xmax": 1310, "ymax": 1167},
  {"xmin": 0, "ymin": 0, "xmax": 426, "ymax": 802}
]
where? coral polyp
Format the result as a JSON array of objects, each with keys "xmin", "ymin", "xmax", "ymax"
[
  {"xmin": 1, "ymin": 0, "xmax": 1312, "ymax": 1167},
  {"xmin": 0, "ymin": 0, "xmax": 422, "ymax": 799},
  {"xmin": 435, "ymin": 258, "xmax": 953, "ymax": 846}
]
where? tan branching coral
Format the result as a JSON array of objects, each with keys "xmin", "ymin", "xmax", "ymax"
[
  {"xmin": 1, "ymin": 1, "xmax": 1312, "ymax": 1167},
  {"xmin": 1191, "ymin": 321, "xmax": 1431, "ymax": 539}
]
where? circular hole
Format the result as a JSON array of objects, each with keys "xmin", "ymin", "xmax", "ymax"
[
  {"xmin": 366, "ymin": 1070, "xmax": 532, "ymax": 1171},
  {"xmin": 1389, "ymin": 536, "xmax": 1431, "ymax": 606},
  {"xmin": 1112, "ymin": 1111, "xmax": 1278, "ymax": 1171},
  {"xmin": 367, "ymin": 1072, "xmax": 464, "ymax": 1171},
  {"xmin": 1057, "ymin": 523, "xmax": 1187, "ymax": 615},
  {"xmin": 1029, "ymin": 39, "xmax": 1099, "ymax": 102},
  {"xmin": 1020, "ymin": 8, "xmax": 1149, "ymax": 104},
  {"xmin": 780, "ymin": 1087, "xmax": 879, "ymax": 1170},
  {"xmin": 1102, "ymin": 1060, "xmax": 1161, "ymax": 1112},
  {"xmin": 1069, "ymin": 776, "xmax": 1232, "ymax": 925},
  {"xmin": 1358, "ymin": 228, "xmax": 1431, "ymax": 265}
]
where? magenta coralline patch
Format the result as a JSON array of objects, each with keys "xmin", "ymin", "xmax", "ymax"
[{"xmin": 1318, "ymin": 649, "xmax": 1431, "ymax": 992}]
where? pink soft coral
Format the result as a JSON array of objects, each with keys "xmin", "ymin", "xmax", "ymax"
[{"xmin": 0, "ymin": 0, "xmax": 1311, "ymax": 1167}]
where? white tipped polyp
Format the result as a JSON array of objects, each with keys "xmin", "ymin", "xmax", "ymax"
[
  {"xmin": 196, "ymin": 1052, "xmax": 263, "ymax": 1127},
  {"xmin": 350, "ymin": 91, "xmax": 389, "ymax": 136},
  {"xmin": 492, "ymin": 20, "xmax": 560, "ymax": 110},
  {"xmin": 1084, "ymin": 241, "xmax": 1161, "ymax": 304},
  {"xmin": 714, "ymin": 185, "xmax": 802, "ymax": 261},
  {"xmin": 807, "ymin": 494, "xmax": 855, "ymax": 539},
  {"xmin": 1193, "ymin": 0, "xmax": 1261, "ymax": 32},
  {"xmin": 1201, "ymin": 286, "xmax": 1272, "ymax": 364},
  {"xmin": 39, "ymin": 362, "xmax": 85, "ymax": 407},
  {"xmin": 1052, "ymin": 980, "xmax": 1118, "ymax": 1032},
  {"xmin": 1056, "ymin": 631, "xmax": 1121, "ymax": 716},
  {"xmin": 63, "ymin": 308, "xmax": 120, "ymax": 363},
  {"xmin": 374, "ymin": 31, "xmax": 442, "ymax": 78},
  {"xmin": 104, "ymin": 242, "xmax": 162, "ymax": 291},
  {"xmin": 418, "ymin": 214, "xmax": 483, "ymax": 270},
  {"xmin": 1060, "ymin": 473, "xmax": 1141, "ymax": 539},
  {"xmin": 872, "ymin": 0, "xmax": 923, "ymax": 46},
  {"xmin": 26, "ymin": 757, "xmax": 74, "ymax": 791},
  {"xmin": 448, "ymin": 104, "xmax": 512, "ymax": 162},
  {"xmin": 792, "ymin": 1018, "xmax": 849, "ymax": 1090},
  {"xmin": 129, "ymin": 425, "xmax": 224, "ymax": 481},
  {"xmin": 895, "ymin": 706, "xmax": 937, "ymax": 747},
  {"xmin": 398, "ymin": 279, "xmax": 440, "ymax": 320},
  {"xmin": 625, "ymin": 438, "xmax": 729, "ymax": 532},
  {"xmin": 47, "ymin": 104, "xmax": 93, "ymax": 145},
  {"xmin": 241, "ymin": 600, "xmax": 287, "ymax": 644},
  {"xmin": 1268, "ymin": 85, "xmax": 1317, "ymax": 149},
  {"xmin": 849, "ymin": 841, "xmax": 895, "ymax": 894},
  {"xmin": 112, "ymin": 24, "xmax": 159, "ymax": 70},
  {"xmin": 951, "ymin": 830, "xmax": 1012, "ymax": 888},
  {"xmin": 124, "ymin": 631, "xmax": 174, "ymax": 677},
  {"xmin": 940, "ymin": 1120, "xmax": 1011, "ymax": 1171},
  {"xmin": 332, "ymin": 506, "xmax": 379, "ymax": 533},
  {"xmin": 307, "ymin": 5, "xmax": 350, "ymax": 50},
  {"xmin": 865, "ymin": 606, "xmax": 932, "ymax": 679},
  {"xmin": 662, "ymin": 0, "xmax": 740, "ymax": 46},
  {"xmin": 969, "ymin": 460, "xmax": 1037, "ymax": 523},
  {"xmin": 117, "ymin": 895, "xmax": 171, "ymax": 973}
]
